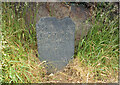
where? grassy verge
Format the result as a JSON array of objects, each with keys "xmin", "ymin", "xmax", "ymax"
[
  {"xmin": 1, "ymin": 2, "xmax": 119, "ymax": 83},
  {"xmin": 77, "ymin": 2, "xmax": 119, "ymax": 82},
  {"xmin": 2, "ymin": 3, "xmax": 46, "ymax": 83}
]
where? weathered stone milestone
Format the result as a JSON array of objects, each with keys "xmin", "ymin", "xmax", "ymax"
[{"xmin": 36, "ymin": 17, "xmax": 75, "ymax": 74}]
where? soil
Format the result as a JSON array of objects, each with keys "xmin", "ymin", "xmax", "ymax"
[
  {"xmin": 41, "ymin": 58, "xmax": 86, "ymax": 83},
  {"xmin": 39, "ymin": 57, "xmax": 118, "ymax": 83}
]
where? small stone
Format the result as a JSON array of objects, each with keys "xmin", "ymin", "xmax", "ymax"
[{"xmin": 49, "ymin": 73, "xmax": 54, "ymax": 77}]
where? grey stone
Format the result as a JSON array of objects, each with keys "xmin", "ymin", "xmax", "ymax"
[{"xmin": 36, "ymin": 17, "xmax": 75, "ymax": 74}]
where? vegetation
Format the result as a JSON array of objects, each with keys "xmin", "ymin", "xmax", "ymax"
[
  {"xmin": 77, "ymin": 2, "xmax": 118, "ymax": 82},
  {"xmin": 1, "ymin": 2, "xmax": 119, "ymax": 83},
  {"xmin": 2, "ymin": 2, "xmax": 44, "ymax": 83}
]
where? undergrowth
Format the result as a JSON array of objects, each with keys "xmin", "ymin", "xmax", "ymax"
[
  {"xmin": 2, "ymin": 2, "xmax": 45, "ymax": 83},
  {"xmin": 1, "ymin": 2, "xmax": 119, "ymax": 83},
  {"xmin": 77, "ymin": 2, "xmax": 118, "ymax": 82}
]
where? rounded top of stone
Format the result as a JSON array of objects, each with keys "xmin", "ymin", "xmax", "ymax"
[{"xmin": 37, "ymin": 17, "xmax": 75, "ymax": 26}]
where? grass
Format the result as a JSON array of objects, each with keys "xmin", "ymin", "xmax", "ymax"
[
  {"xmin": 1, "ymin": 2, "xmax": 119, "ymax": 83},
  {"xmin": 77, "ymin": 2, "xmax": 119, "ymax": 82},
  {"xmin": 2, "ymin": 3, "xmax": 45, "ymax": 83}
]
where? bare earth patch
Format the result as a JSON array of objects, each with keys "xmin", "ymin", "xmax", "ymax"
[{"xmin": 39, "ymin": 58, "xmax": 118, "ymax": 83}]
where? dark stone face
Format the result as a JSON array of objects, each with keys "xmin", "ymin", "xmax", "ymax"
[{"xmin": 36, "ymin": 17, "xmax": 75, "ymax": 74}]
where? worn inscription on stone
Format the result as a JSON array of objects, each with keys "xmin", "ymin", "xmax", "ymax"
[{"xmin": 36, "ymin": 17, "xmax": 75, "ymax": 74}]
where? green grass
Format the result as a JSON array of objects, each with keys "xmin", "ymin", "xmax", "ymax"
[
  {"xmin": 77, "ymin": 2, "xmax": 118, "ymax": 82},
  {"xmin": 1, "ymin": 2, "xmax": 119, "ymax": 83},
  {"xmin": 2, "ymin": 3, "xmax": 45, "ymax": 83}
]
